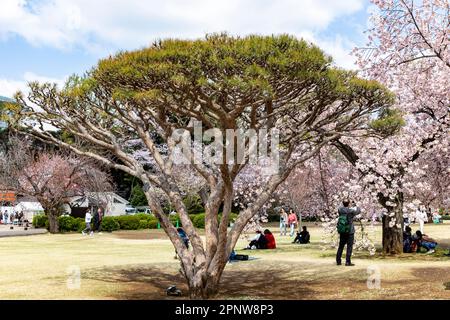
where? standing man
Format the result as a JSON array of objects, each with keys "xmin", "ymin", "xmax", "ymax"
[
  {"xmin": 82, "ymin": 209, "xmax": 93, "ymax": 236},
  {"xmin": 336, "ymin": 199, "xmax": 360, "ymax": 266},
  {"xmin": 96, "ymin": 208, "xmax": 103, "ymax": 234}
]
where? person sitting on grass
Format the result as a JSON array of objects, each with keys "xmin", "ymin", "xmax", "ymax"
[
  {"xmin": 403, "ymin": 226, "xmax": 413, "ymax": 253},
  {"xmin": 293, "ymin": 226, "xmax": 310, "ymax": 244},
  {"xmin": 245, "ymin": 230, "xmax": 267, "ymax": 250},
  {"xmin": 229, "ymin": 249, "xmax": 249, "ymax": 261},
  {"xmin": 264, "ymin": 229, "xmax": 276, "ymax": 249},
  {"xmin": 414, "ymin": 230, "xmax": 438, "ymax": 254}
]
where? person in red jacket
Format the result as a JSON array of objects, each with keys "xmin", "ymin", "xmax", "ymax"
[{"xmin": 264, "ymin": 229, "xmax": 276, "ymax": 249}]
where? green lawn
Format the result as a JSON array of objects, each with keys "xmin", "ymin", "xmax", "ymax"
[{"xmin": 0, "ymin": 222, "xmax": 449, "ymax": 299}]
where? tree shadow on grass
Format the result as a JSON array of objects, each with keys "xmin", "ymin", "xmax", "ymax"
[
  {"xmin": 83, "ymin": 263, "xmax": 186, "ymax": 299},
  {"xmin": 82, "ymin": 261, "xmax": 322, "ymax": 300}
]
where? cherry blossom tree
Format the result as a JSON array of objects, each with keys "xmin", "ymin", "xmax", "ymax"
[
  {"xmin": 0, "ymin": 137, "xmax": 112, "ymax": 232},
  {"xmin": 337, "ymin": 0, "xmax": 450, "ymax": 253}
]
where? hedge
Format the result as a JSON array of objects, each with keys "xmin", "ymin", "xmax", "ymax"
[
  {"xmin": 138, "ymin": 219, "xmax": 150, "ymax": 229},
  {"xmin": 32, "ymin": 214, "xmax": 84, "ymax": 232},
  {"xmin": 102, "ymin": 214, "xmax": 159, "ymax": 231},
  {"xmin": 190, "ymin": 212, "xmax": 238, "ymax": 229},
  {"xmin": 32, "ymin": 214, "xmax": 48, "ymax": 228},
  {"xmin": 115, "ymin": 215, "xmax": 141, "ymax": 230},
  {"xmin": 101, "ymin": 216, "xmax": 120, "ymax": 232},
  {"xmin": 32, "ymin": 212, "xmax": 239, "ymax": 232},
  {"xmin": 148, "ymin": 219, "xmax": 158, "ymax": 229},
  {"xmin": 192, "ymin": 214, "xmax": 206, "ymax": 228},
  {"xmin": 58, "ymin": 216, "xmax": 85, "ymax": 232}
]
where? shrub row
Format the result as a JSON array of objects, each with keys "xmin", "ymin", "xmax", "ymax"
[
  {"xmin": 188, "ymin": 213, "xmax": 239, "ymax": 229},
  {"xmin": 59, "ymin": 216, "xmax": 85, "ymax": 232},
  {"xmin": 32, "ymin": 214, "xmax": 85, "ymax": 232},
  {"xmin": 32, "ymin": 212, "xmax": 239, "ymax": 232},
  {"xmin": 32, "ymin": 214, "xmax": 49, "ymax": 228}
]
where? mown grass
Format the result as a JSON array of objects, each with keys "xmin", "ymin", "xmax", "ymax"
[{"xmin": 0, "ymin": 222, "xmax": 448, "ymax": 299}]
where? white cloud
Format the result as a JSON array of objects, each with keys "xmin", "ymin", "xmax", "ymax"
[
  {"xmin": 316, "ymin": 35, "xmax": 359, "ymax": 70},
  {"xmin": 0, "ymin": 0, "xmax": 364, "ymax": 53},
  {"xmin": 0, "ymin": 78, "xmax": 28, "ymax": 98},
  {"xmin": 0, "ymin": 0, "xmax": 366, "ymax": 93},
  {"xmin": 0, "ymin": 72, "xmax": 67, "ymax": 98}
]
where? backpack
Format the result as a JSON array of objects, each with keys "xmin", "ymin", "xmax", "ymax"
[{"xmin": 337, "ymin": 215, "xmax": 351, "ymax": 234}]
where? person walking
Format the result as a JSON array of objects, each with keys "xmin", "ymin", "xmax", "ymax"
[
  {"xmin": 279, "ymin": 208, "xmax": 288, "ymax": 236},
  {"xmin": 10, "ymin": 212, "xmax": 16, "ymax": 225},
  {"xmin": 96, "ymin": 208, "xmax": 103, "ymax": 233},
  {"xmin": 82, "ymin": 210, "xmax": 93, "ymax": 236},
  {"xmin": 336, "ymin": 199, "xmax": 360, "ymax": 266},
  {"xmin": 416, "ymin": 207, "xmax": 427, "ymax": 233},
  {"xmin": 92, "ymin": 209, "xmax": 99, "ymax": 231},
  {"xmin": 288, "ymin": 209, "xmax": 298, "ymax": 237}
]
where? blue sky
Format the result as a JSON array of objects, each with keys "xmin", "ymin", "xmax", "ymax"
[{"xmin": 0, "ymin": 0, "xmax": 373, "ymax": 97}]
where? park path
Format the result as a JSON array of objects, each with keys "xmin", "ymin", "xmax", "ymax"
[{"xmin": 0, "ymin": 225, "xmax": 47, "ymax": 237}]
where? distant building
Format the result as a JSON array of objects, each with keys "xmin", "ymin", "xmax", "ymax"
[
  {"xmin": 63, "ymin": 192, "xmax": 130, "ymax": 218},
  {"xmin": 1, "ymin": 190, "xmax": 130, "ymax": 221},
  {"xmin": 0, "ymin": 190, "xmax": 16, "ymax": 204},
  {"xmin": 14, "ymin": 196, "xmax": 44, "ymax": 221},
  {"xmin": 0, "ymin": 194, "xmax": 44, "ymax": 222}
]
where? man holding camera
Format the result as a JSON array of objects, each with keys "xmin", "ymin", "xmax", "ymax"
[{"xmin": 336, "ymin": 199, "xmax": 360, "ymax": 266}]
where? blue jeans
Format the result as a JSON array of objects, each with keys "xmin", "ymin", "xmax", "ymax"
[
  {"xmin": 82, "ymin": 222, "xmax": 91, "ymax": 233},
  {"xmin": 280, "ymin": 221, "xmax": 287, "ymax": 235},
  {"xmin": 289, "ymin": 223, "xmax": 296, "ymax": 237},
  {"xmin": 421, "ymin": 241, "xmax": 436, "ymax": 251}
]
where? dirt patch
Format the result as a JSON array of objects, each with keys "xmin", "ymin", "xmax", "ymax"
[{"xmin": 112, "ymin": 230, "xmax": 170, "ymax": 240}]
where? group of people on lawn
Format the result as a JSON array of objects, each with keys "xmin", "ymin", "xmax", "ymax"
[
  {"xmin": 81, "ymin": 208, "xmax": 104, "ymax": 236},
  {"xmin": 175, "ymin": 199, "xmax": 449, "ymax": 262},
  {"xmin": 0, "ymin": 210, "xmax": 25, "ymax": 225},
  {"xmin": 243, "ymin": 225, "xmax": 311, "ymax": 250},
  {"xmin": 244, "ymin": 207, "xmax": 311, "ymax": 250},
  {"xmin": 403, "ymin": 226, "xmax": 439, "ymax": 254}
]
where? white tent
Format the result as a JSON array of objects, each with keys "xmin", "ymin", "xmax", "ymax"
[
  {"xmin": 65, "ymin": 192, "xmax": 129, "ymax": 217},
  {"xmin": 14, "ymin": 201, "xmax": 44, "ymax": 221}
]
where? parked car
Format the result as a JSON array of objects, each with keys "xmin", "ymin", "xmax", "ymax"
[
  {"xmin": 136, "ymin": 206, "xmax": 152, "ymax": 215},
  {"xmin": 125, "ymin": 205, "xmax": 137, "ymax": 215}
]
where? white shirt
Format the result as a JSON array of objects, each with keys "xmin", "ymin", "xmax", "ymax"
[
  {"xmin": 85, "ymin": 212, "xmax": 92, "ymax": 223},
  {"xmin": 416, "ymin": 210, "xmax": 426, "ymax": 221},
  {"xmin": 251, "ymin": 233, "xmax": 261, "ymax": 241}
]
